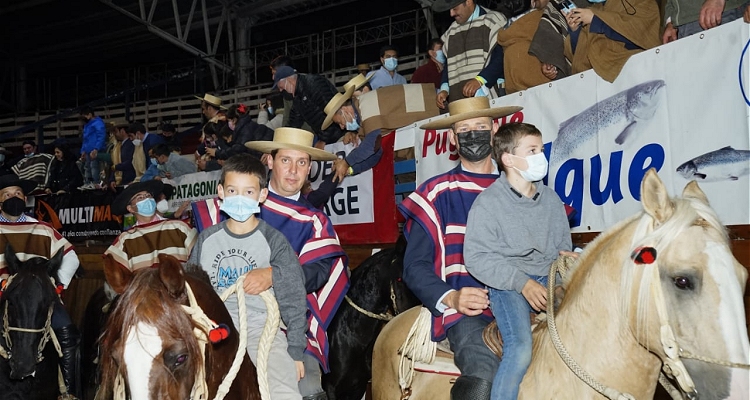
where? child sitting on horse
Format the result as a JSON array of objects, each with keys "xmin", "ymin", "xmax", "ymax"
[
  {"xmin": 188, "ymin": 153, "xmax": 308, "ymax": 399},
  {"xmin": 463, "ymin": 122, "xmax": 573, "ymax": 400}
]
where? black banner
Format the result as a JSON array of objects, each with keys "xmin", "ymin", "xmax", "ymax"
[{"xmin": 33, "ymin": 191, "xmax": 123, "ymax": 239}]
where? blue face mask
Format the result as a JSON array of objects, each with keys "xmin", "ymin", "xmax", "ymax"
[
  {"xmin": 220, "ymin": 195, "xmax": 260, "ymax": 222},
  {"xmin": 384, "ymin": 57, "xmax": 398, "ymax": 71},
  {"xmin": 344, "ymin": 110, "xmax": 360, "ymax": 131},
  {"xmin": 267, "ymin": 107, "xmax": 274, "ymax": 116},
  {"xmin": 588, "ymin": 0, "xmax": 606, "ymax": 3},
  {"xmin": 435, "ymin": 49, "xmax": 446, "ymax": 64},
  {"xmin": 150, "ymin": 157, "xmax": 158, "ymax": 166},
  {"xmin": 135, "ymin": 198, "xmax": 157, "ymax": 217}
]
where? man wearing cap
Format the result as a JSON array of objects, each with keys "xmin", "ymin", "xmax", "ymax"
[
  {"xmin": 195, "ymin": 93, "xmax": 227, "ymax": 123},
  {"xmin": 104, "ymin": 180, "xmax": 197, "ymax": 271},
  {"xmin": 0, "ymin": 175, "xmax": 82, "ymax": 398},
  {"xmin": 433, "ymin": 0, "xmax": 506, "ymax": 108},
  {"xmin": 399, "ymin": 98, "xmax": 522, "ymax": 399},
  {"xmin": 273, "ymin": 66, "xmax": 347, "ymax": 145},
  {"xmin": 246, "ymin": 128, "xmax": 349, "ymax": 400}
]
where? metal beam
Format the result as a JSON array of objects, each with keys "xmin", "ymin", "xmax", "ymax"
[
  {"xmin": 99, "ymin": 0, "xmax": 233, "ymax": 74},
  {"xmin": 0, "ymin": 0, "xmax": 56, "ymax": 15}
]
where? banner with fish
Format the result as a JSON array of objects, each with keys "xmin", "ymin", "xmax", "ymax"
[{"xmin": 399, "ymin": 19, "xmax": 750, "ymax": 232}]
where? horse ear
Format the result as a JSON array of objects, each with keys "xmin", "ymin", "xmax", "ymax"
[
  {"xmin": 640, "ymin": 168, "xmax": 673, "ymax": 224},
  {"xmin": 4, "ymin": 243, "xmax": 19, "ymax": 275},
  {"xmin": 47, "ymin": 248, "xmax": 64, "ymax": 280},
  {"xmin": 158, "ymin": 254, "xmax": 185, "ymax": 299},
  {"xmin": 103, "ymin": 254, "xmax": 134, "ymax": 295},
  {"xmin": 681, "ymin": 180, "xmax": 709, "ymax": 205}
]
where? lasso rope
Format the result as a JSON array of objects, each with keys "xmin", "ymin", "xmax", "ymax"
[
  {"xmin": 397, "ymin": 307, "xmax": 436, "ymax": 399},
  {"xmin": 344, "ymin": 295, "xmax": 393, "ymax": 321},
  {"xmin": 218, "ymin": 275, "xmax": 280, "ymax": 400}
]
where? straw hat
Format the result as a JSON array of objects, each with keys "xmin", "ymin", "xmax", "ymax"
[
  {"xmin": 419, "ymin": 97, "xmax": 523, "ymax": 130},
  {"xmin": 112, "ymin": 180, "xmax": 164, "ymax": 215},
  {"xmin": 194, "ymin": 93, "xmax": 226, "ymax": 109},
  {"xmin": 245, "ymin": 128, "xmax": 337, "ymax": 161},
  {"xmin": 343, "ymin": 73, "xmax": 372, "ymax": 93},
  {"xmin": 321, "ymin": 86, "xmax": 355, "ymax": 130}
]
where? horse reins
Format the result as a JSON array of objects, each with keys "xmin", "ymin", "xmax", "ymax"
[{"xmin": 344, "ymin": 281, "xmax": 399, "ymax": 322}]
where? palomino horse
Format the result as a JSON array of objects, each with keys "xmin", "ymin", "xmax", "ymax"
[
  {"xmin": 97, "ymin": 254, "xmax": 261, "ymax": 400},
  {"xmin": 324, "ymin": 235, "xmax": 420, "ymax": 400},
  {"xmin": 373, "ymin": 170, "xmax": 750, "ymax": 399},
  {"xmin": 0, "ymin": 245, "xmax": 64, "ymax": 400}
]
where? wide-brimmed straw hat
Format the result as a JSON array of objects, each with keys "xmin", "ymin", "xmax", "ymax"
[
  {"xmin": 343, "ymin": 73, "xmax": 372, "ymax": 93},
  {"xmin": 245, "ymin": 128, "xmax": 337, "ymax": 161},
  {"xmin": 0, "ymin": 175, "xmax": 36, "ymax": 195},
  {"xmin": 194, "ymin": 93, "xmax": 226, "ymax": 109},
  {"xmin": 112, "ymin": 180, "xmax": 164, "ymax": 215},
  {"xmin": 321, "ymin": 86, "xmax": 356, "ymax": 130},
  {"xmin": 419, "ymin": 97, "xmax": 523, "ymax": 130},
  {"xmin": 432, "ymin": 0, "xmax": 465, "ymax": 12}
]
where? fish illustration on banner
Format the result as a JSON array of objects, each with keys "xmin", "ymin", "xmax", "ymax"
[
  {"xmin": 549, "ymin": 80, "xmax": 666, "ymax": 166},
  {"xmin": 676, "ymin": 146, "xmax": 750, "ymax": 181}
]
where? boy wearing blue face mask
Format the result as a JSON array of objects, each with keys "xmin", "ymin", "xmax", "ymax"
[
  {"xmin": 464, "ymin": 122, "xmax": 575, "ymax": 400},
  {"xmin": 188, "ymin": 154, "xmax": 307, "ymax": 400}
]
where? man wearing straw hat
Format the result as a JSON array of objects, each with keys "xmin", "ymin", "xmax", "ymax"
[
  {"xmin": 246, "ymin": 128, "xmax": 349, "ymax": 400},
  {"xmin": 195, "ymin": 93, "xmax": 227, "ymax": 123},
  {"xmin": 322, "ymin": 75, "xmax": 440, "ymax": 182},
  {"xmin": 398, "ymin": 97, "xmax": 522, "ymax": 400}
]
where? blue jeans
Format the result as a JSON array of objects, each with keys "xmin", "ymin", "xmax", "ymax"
[
  {"xmin": 489, "ymin": 275, "xmax": 547, "ymax": 400},
  {"xmin": 83, "ymin": 152, "xmax": 100, "ymax": 184}
]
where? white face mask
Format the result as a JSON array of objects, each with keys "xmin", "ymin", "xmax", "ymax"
[
  {"xmin": 156, "ymin": 199, "xmax": 169, "ymax": 213},
  {"xmin": 132, "ymin": 139, "xmax": 142, "ymax": 146},
  {"xmin": 512, "ymin": 152, "xmax": 548, "ymax": 182}
]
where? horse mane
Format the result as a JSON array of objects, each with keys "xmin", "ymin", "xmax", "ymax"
[{"xmin": 98, "ymin": 268, "xmax": 203, "ymax": 399}]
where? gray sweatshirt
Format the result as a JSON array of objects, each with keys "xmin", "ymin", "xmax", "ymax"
[
  {"xmin": 464, "ymin": 173, "xmax": 572, "ymax": 293},
  {"xmin": 188, "ymin": 219, "xmax": 307, "ymax": 361}
]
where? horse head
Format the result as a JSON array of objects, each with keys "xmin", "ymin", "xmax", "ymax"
[
  {"xmin": 559, "ymin": 169, "xmax": 749, "ymax": 399},
  {"xmin": 98, "ymin": 254, "xmax": 202, "ymax": 400},
  {"xmin": 0, "ymin": 243, "xmax": 62, "ymax": 380}
]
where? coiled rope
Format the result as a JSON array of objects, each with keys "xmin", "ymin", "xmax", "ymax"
[{"xmin": 397, "ymin": 307, "xmax": 436, "ymax": 399}]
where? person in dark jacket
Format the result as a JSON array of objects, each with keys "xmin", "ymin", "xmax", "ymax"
[
  {"xmin": 273, "ymin": 66, "xmax": 347, "ymax": 145},
  {"xmin": 218, "ymin": 104, "xmax": 274, "ymax": 160},
  {"xmin": 46, "ymin": 140, "xmax": 83, "ymax": 194}
]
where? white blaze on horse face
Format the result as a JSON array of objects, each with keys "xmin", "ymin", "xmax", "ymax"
[
  {"xmin": 705, "ymin": 241, "xmax": 750, "ymax": 398},
  {"xmin": 124, "ymin": 322, "xmax": 163, "ymax": 400}
]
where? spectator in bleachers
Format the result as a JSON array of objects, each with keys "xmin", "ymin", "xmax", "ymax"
[
  {"xmin": 196, "ymin": 120, "xmax": 224, "ymax": 172},
  {"xmin": 368, "ymin": 45, "xmax": 408, "ymax": 90},
  {"xmin": 152, "ymin": 143, "xmax": 196, "ymax": 180},
  {"xmin": 496, "ymin": 0, "xmax": 570, "ymax": 94},
  {"xmin": 126, "ymin": 129, "xmax": 148, "ymax": 182},
  {"xmin": 271, "ymin": 55, "xmax": 296, "ymax": 127},
  {"xmin": 109, "ymin": 121, "xmax": 137, "ymax": 188},
  {"xmin": 45, "ymin": 140, "xmax": 83, "ymax": 195},
  {"xmin": 257, "ymin": 93, "xmax": 284, "ymax": 130},
  {"xmin": 140, "ymin": 148, "xmax": 161, "ymax": 182},
  {"xmin": 221, "ymin": 103, "xmax": 274, "ymax": 160},
  {"xmin": 274, "ymin": 66, "xmax": 347, "ymax": 145},
  {"xmin": 663, "ymin": 0, "xmax": 749, "ymax": 42},
  {"xmin": 195, "ymin": 93, "xmax": 227, "ymax": 124},
  {"xmin": 11, "ymin": 140, "xmax": 53, "ymax": 194},
  {"xmin": 0, "ymin": 147, "xmax": 13, "ymax": 177},
  {"xmin": 79, "ymin": 106, "xmax": 107, "ymax": 189},
  {"xmin": 433, "ymin": 0, "xmax": 507, "ymax": 108},
  {"xmin": 357, "ymin": 63, "xmax": 371, "ymax": 76},
  {"xmin": 129, "ymin": 122, "xmax": 164, "ymax": 163},
  {"xmin": 411, "ymin": 38, "xmax": 445, "ymax": 90},
  {"xmin": 564, "ymin": 0, "xmax": 660, "ymax": 82},
  {"xmin": 160, "ymin": 122, "xmax": 182, "ymax": 153}
]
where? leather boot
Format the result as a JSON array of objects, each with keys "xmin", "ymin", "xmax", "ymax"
[
  {"xmin": 450, "ymin": 375, "xmax": 492, "ymax": 400},
  {"xmin": 55, "ymin": 324, "xmax": 81, "ymax": 399},
  {"xmin": 302, "ymin": 393, "xmax": 328, "ymax": 400}
]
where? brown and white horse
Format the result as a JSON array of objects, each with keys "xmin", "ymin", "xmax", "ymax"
[
  {"xmin": 373, "ymin": 170, "xmax": 750, "ymax": 399},
  {"xmin": 96, "ymin": 254, "xmax": 260, "ymax": 400}
]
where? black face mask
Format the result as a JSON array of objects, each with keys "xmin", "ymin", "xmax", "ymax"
[
  {"xmin": 457, "ymin": 130, "xmax": 492, "ymax": 162},
  {"xmin": 1, "ymin": 196, "xmax": 26, "ymax": 217},
  {"xmin": 281, "ymin": 91, "xmax": 294, "ymax": 101}
]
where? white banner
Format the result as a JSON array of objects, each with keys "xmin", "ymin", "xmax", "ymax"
[
  {"xmin": 308, "ymin": 141, "xmax": 375, "ymax": 225},
  {"xmin": 163, "ymin": 170, "xmax": 221, "ymax": 212},
  {"xmin": 397, "ymin": 20, "xmax": 750, "ymax": 232}
]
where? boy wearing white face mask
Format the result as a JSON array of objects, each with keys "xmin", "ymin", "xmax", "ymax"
[
  {"xmin": 464, "ymin": 122, "xmax": 573, "ymax": 400},
  {"xmin": 188, "ymin": 154, "xmax": 307, "ymax": 400}
]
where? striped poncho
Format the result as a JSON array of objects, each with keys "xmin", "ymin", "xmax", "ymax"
[{"xmin": 104, "ymin": 219, "xmax": 197, "ymax": 271}]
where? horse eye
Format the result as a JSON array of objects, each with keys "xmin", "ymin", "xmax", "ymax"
[
  {"xmin": 174, "ymin": 354, "xmax": 188, "ymax": 367},
  {"xmin": 673, "ymin": 276, "xmax": 693, "ymax": 290}
]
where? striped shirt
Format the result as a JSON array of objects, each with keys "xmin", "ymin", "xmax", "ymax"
[{"xmin": 104, "ymin": 219, "xmax": 197, "ymax": 271}]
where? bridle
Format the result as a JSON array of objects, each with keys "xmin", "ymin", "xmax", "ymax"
[{"xmin": 345, "ymin": 280, "xmax": 400, "ymax": 322}]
